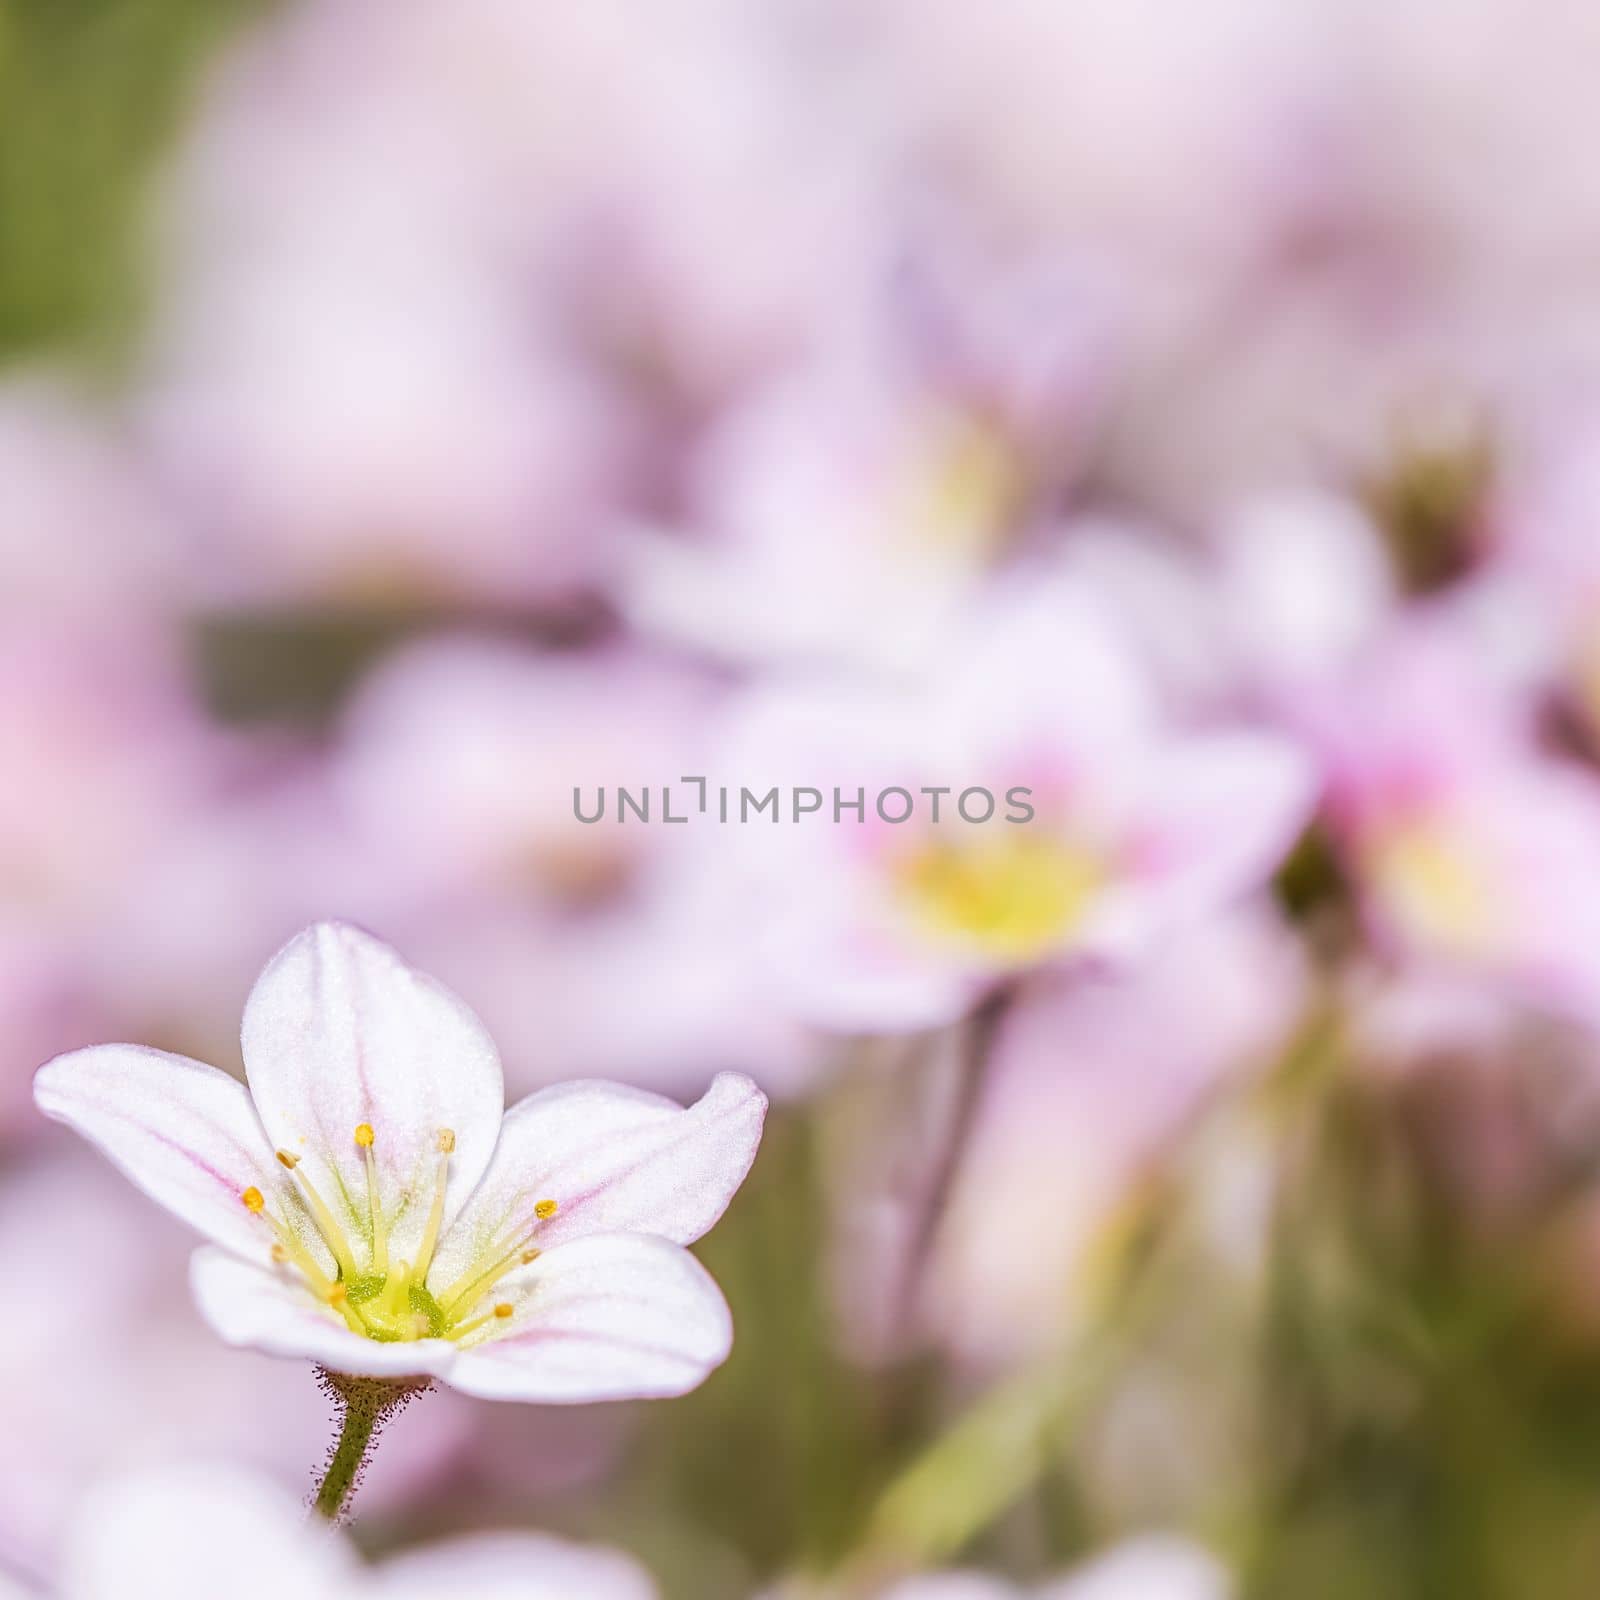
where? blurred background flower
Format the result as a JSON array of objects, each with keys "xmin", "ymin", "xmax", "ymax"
[{"xmin": 11, "ymin": 0, "xmax": 1600, "ymax": 1596}]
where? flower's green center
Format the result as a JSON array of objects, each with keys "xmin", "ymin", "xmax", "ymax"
[
  {"xmin": 238, "ymin": 1126, "xmax": 557, "ymax": 1344},
  {"xmin": 893, "ymin": 832, "xmax": 1103, "ymax": 960}
]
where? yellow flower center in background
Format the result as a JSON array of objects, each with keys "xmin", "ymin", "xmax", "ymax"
[
  {"xmin": 1368, "ymin": 823, "xmax": 1492, "ymax": 953},
  {"xmin": 893, "ymin": 833, "xmax": 1103, "ymax": 960},
  {"xmin": 904, "ymin": 409, "xmax": 1025, "ymax": 563},
  {"xmin": 238, "ymin": 1125, "xmax": 557, "ymax": 1345}
]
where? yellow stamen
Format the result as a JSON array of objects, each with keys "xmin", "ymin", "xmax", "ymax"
[
  {"xmin": 438, "ymin": 1197, "xmax": 559, "ymax": 1315},
  {"xmin": 247, "ymin": 1114, "xmax": 556, "ymax": 1348},
  {"xmin": 411, "ymin": 1128, "xmax": 456, "ymax": 1285},
  {"xmin": 279, "ymin": 1160, "xmax": 358, "ymax": 1278},
  {"xmin": 451, "ymin": 1299, "xmax": 518, "ymax": 1343},
  {"xmin": 356, "ymin": 1124, "xmax": 388, "ymax": 1277},
  {"xmin": 438, "ymin": 1242, "xmax": 522, "ymax": 1317},
  {"xmin": 244, "ymin": 1189, "xmax": 348, "ymax": 1310}
]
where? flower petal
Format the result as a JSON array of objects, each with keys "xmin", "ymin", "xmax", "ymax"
[
  {"xmin": 445, "ymin": 1233, "xmax": 733, "ymax": 1403},
  {"xmin": 189, "ymin": 1246, "xmax": 458, "ymax": 1382},
  {"xmin": 1043, "ymin": 1535, "xmax": 1231, "ymax": 1600},
  {"xmin": 428, "ymin": 1072, "xmax": 765, "ymax": 1291},
  {"xmin": 241, "ymin": 922, "xmax": 504, "ymax": 1273},
  {"xmin": 373, "ymin": 1533, "xmax": 658, "ymax": 1600},
  {"xmin": 1092, "ymin": 733, "xmax": 1317, "ymax": 954},
  {"xmin": 61, "ymin": 1463, "xmax": 355, "ymax": 1600},
  {"xmin": 34, "ymin": 1044, "xmax": 283, "ymax": 1262}
]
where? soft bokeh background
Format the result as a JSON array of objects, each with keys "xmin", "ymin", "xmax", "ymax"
[{"xmin": 12, "ymin": 1, "xmax": 1600, "ymax": 1595}]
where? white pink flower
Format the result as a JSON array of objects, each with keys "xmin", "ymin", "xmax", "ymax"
[
  {"xmin": 1308, "ymin": 631, "xmax": 1600, "ymax": 1027},
  {"xmin": 34, "ymin": 922, "xmax": 765, "ymax": 1402},
  {"xmin": 721, "ymin": 580, "xmax": 1315, "ymax": 1031}
]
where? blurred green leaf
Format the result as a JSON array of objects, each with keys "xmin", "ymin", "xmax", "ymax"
[{"xmin": 0, "ymin": 0, "xmax": 270, "ymax": 368}]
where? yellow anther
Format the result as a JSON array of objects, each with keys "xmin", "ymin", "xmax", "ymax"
[
  {"xmin": 354, "ymin": 1123, "xmax": 376, "ymax": 1148},
  {"xmin": 241, "ymin": 1186, "xmax": 265, "ymax": 1213},
  {"xmin": 520, "ymin": 1249, "xmax": 541, "ymax": 1265},
  {"xmin": 270, "ymin": 1242, "xmax": 289, "ymax": 1264},
  {"xmin": 494, "ymin": 1302, "xmax": 514, "ymax": 1319},
  {"xmin": 535, "ymin": 1198, "xmax": 558, "ymax": 1220},
  {"xmin": 275, "ymin": 1149, "xmax": 300, "ymax": 1169},
  {"xmin": 328, "ymin": 1282, "xmax": 348, "ymax": 1305},
  {"xmin": 437, "ymin": 1128, "xmax": 456, "ymax": 1153}
]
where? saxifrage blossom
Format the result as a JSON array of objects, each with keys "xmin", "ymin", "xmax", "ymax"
[
  {"xmin": 721, "ymin": 577, "xmax": 1315, "ymax": 1030},
  {"xmin": 34, "ymin": 921, "xmax": 766, "ymax": 1402}
]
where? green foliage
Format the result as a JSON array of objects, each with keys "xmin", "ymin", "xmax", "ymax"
[{"xmin": 0, "ymin": 0, "xmax": 269, "ymax": 368}]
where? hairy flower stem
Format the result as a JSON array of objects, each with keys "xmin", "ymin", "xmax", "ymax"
[{"xmin": 311, "ymin": 1370, "xmax": 430, "ymax": 1522}]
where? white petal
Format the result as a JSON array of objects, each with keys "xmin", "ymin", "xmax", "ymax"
[
  {"xmin": 34, "ymin": 1045, "xmax": 282, "ymax": 1263},
  {"xmin": 373, "ymin": 1532, "xmax": 658, "ymax": 1600},
  {"xmin": 445, "ymin": 1234, "xmax": 733, "ymax": 1403},
  {"xmin": 1045, "ymin": 1536, "xmax": 1232, "ymax": 1600},
  {"xmin": 190, "ymin": 1246, "xmax": 458, "ymax": 1382},
  {"xmin": 61, "ymin": 1462, "xmax": 355, "ymax": 1600},
  {"xmin": 241, "ymin": 922, "xmax": 504, "ymax": 1273},
  {"xmin": 429, "ymin": 1072, "xmax": 765, "ymax": 1291},
  {"xmin": 1095, "ymin": 733, "xmax": 1316, "ymax": 951}
]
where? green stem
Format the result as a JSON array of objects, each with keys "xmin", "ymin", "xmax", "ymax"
[
  {"xmin": 311, "ymin": 1369, "xmax": 429, "ymax": 1523},
  {"xmin": 314, "ymin": 1398, "xmax": 377, "ymax": 1520},
  {"xmin": 899, "ymin": 987, "xmax": 1013, "ymax": 1333}
]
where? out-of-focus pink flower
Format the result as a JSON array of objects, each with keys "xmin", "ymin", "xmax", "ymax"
[
  {"xmin": 386, "ymin": 880, "xmax": 822, "ymax": 1104},
  {"xmin": 0, "ymin": 1155, "xmax": 350, "ymax": 1581},
  {"xmin": 874, "ymin": 1535, "xmax": 1230, "ymax": 1600},
  {"xmin": 0, "ymin": 378, "xmax": 180, "ymax": 621},
  {"xmin": 0, "ymin": 542, "xmax": 225, "ymax": 1136},
  {"xmin": 1308, "ymin": 631, "xmax": 1600, "ymax": 1025},
  {"xmin": 913, "ymin": 911, "xmax": 1304, "ymax": 1365},
  {"xmin": 140, "ymin": 3, "xmax": 640, "ymax": 612},
  {"xmin": 722, "ymin": 582, "xmax": 1314, "ymax": 1031},
  {"xmin": 330, "ymin": 638, "xmax": 820, "ymax": 1095},
  {"xmin": 0, "ymin": 625, "xmax": 215, "ymax": 940},
  {"xmin": 626, "ymin": 249, "xmax": 1111, "ymax": 679},
  {"xmin": 335, "ymin": 638, "xmax": 713, "ymax": 905},
  {"xmin": 1487, "ymin": 405, "xmax": 1600, "ymax": 732},
  {"xmin": 54, "ymin": 1461, "xmax": 657, "ymax": 1600},
  {"xmin": 142, "ymin": 267, "xmax": 629, "ymax": 610},
  {"xmin": 36, "ymin": 923, "xmax": 765, "ymax": 1402},
  {"xmin": 1212, "ymin": 491, "xmax": 1398, "ymax": 696}
]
